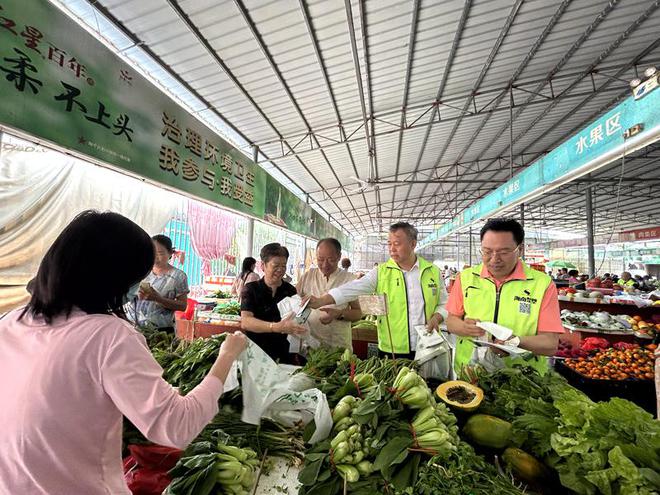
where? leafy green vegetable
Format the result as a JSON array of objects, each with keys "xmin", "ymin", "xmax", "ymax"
[{"xmin": 398, "ymin": 442, "xmax": 525, "ymax": 495}]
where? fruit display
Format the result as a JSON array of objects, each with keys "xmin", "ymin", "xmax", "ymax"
[
  {"xmin": 586, "ymin": 277, "xmax": 614, "ymax": 289},
  {"xmin": 563, "ymin": 344, "xmax": 656, "ymax": 381},
  {"xmin": 555, "ymin": 337, "xmax": 611, "ymax": 358},
  {"xmin": 560, "ymin": 310, "xmax": 631, "ymax": 331},
  {"xmin": 558, "ymin": 288, "xmax": 607, "ymax": 300},
  {"xmin": 626, "ymin": 315, "xmax": 659, "ymax": 338}
]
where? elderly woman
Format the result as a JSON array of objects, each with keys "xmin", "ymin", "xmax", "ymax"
[
  {"xmin": 128, "ymin": 234, "xmax": 189, "ymax": 332},
  {"xmin": 0, "ymin": 211, "xmax": 246, "ymax": 494},
  {"xmin": 240, "ymin": 242, "xmax": 306, "ymax": 363}
]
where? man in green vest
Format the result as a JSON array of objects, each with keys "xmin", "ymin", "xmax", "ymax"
[
  {"xmin": 446, "ymin": 218, "xmax": 564, "ymax": 375},
  {"xmin": 618, "ymin": 272, "xmax": 638, "ymax": 289},
  {"xmin": 307, "ymin": 222, "xmax": 447, "ymax": 359}
]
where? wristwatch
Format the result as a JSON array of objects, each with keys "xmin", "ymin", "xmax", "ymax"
[{"xmin": 506, "ymin": 336, "xmax": 521, "ymax": 347}]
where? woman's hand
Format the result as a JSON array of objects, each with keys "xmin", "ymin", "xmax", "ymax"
[
  {"xmin": 218, "ymin": 331, "xmax": 247, "ymax": 359},
  {"xmin": 275, "ymin": 313, "xmax": 307, "ymax": 336},
  {"xmin": 138, "ymin": 286, "xmax": 160, "ymax": 302},
  {"xmin": 211, "ymin": 331, "xmax": 247, "ymax": 384}
]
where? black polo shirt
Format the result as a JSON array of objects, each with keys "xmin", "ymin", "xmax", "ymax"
[{"xmin": 240, "ymin": 277, "xmax": 297, "ymax": 363}]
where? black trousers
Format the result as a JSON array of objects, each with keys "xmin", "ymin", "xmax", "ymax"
[{"xmin": 378, "ymin": 349, "xmax": 416, "ymax": 360}]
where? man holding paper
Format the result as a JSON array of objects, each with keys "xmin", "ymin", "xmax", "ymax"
[
  {"xmin": 308, "ymin": 222, "xmax": 447, "ymax": 359},
  {"xmin": 446, "ymin": 218, "xmax": 563, "ymax": 374}
]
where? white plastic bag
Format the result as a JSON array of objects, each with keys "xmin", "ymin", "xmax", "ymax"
[
  {"xmin": 414, "ymin": 325, "xmax": 451, "ymax": 381},
  {"xmin": 277, "ymin": 295, "xmax": 320, "ymax": 353},
  {"xmin": 238, "ymin": 338, "xmax": 332, "ymax": 444}
]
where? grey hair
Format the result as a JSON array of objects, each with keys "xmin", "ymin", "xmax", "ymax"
[{"xmin": 389, "ymin": 222, "xmax": 418, "ymax": 241}]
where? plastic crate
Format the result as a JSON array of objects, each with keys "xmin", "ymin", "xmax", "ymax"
[{"xmin": 554, "ymin": 360, "xmax": 655, "ymax": 414}]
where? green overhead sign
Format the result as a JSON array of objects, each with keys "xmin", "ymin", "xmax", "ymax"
[
  {"xmin": 419, "ymin": 85, "xmax": 660, "ymax": 249},
  {"xmin": 0, "ymin": 0, "xmax": 348, "ymax": 247}
]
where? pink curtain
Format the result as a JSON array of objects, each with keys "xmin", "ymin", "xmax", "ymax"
[{"xmin": 187, "ymin": 201, "xmax": 237, "ymax": 276}]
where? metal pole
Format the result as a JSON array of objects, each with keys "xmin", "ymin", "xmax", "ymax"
[
  {"xmin": 468, "ymin": 228, "xmax": 473, "ymax": 266},
  {"xmin": 586, "ymin": 187, "xmax": 596, "ymax": 277},
  {"xmin": 520, "ymin": 203, "xmax": 525, "ymax": 260},
  {"xmin": 246, "ymin": 145, "xmax": 259, "ymax": 258}
]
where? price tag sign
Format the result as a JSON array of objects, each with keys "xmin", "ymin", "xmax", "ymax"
[{"xmin": 358, "ymin": 294, "xmax": 388, "ymax": 316}]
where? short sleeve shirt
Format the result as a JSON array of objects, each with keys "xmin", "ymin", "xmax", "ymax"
[
  {"xmin": 241, "ymin": 278, "xmax": 297, "ymax": 362},
  {"xmin": 129, "ymin": 267, "xmax": 189, "ymax": 328}
]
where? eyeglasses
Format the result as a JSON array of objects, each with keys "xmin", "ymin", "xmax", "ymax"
[{"xmin": 480, "ymin": 246, "xmax": 520, "ymax": 258}]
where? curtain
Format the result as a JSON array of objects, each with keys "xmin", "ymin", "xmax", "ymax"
[
  {"xmin": 186, "ymin": 200, "xmax": 237, "ymax": 276},
  {"xmin": 0, "ymin": 135, "xmax": 181, "ymax": 313}
]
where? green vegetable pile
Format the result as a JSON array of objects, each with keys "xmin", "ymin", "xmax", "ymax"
[
  {"xmin": 302, "ymin": 347, "xmax": 417, "ymax": 407},
  {"xmin": 400, "ymin": 442, "xmax": 526, "ymax": 495},
  {"xmin": 166, "ymin": 441, "xmax": 260, "ymax": 495},
  {"xmin": 212, "ymin": 301, "xmax": 241, "ymax": 316},
  {"xmin": 211, "ymin": 290, "xmax": 233, "ymax": 299},
  {"xmin": 195, "ymin": 406, "xmax": 305, "ymax": 463},
  {"xmin": 161, "ymin": 335, "xmax": 228, "ymax": 394},
  {"xmin": 298, "ymin": 368, "xmax": 461, "ymax": 494},
  {"xmin": 351, "ymin": 315, "xmax": 377, "ymax": 331},
  {"xmin": 477, "ymin": 365, "xmax": 660, "ymax": 495}
]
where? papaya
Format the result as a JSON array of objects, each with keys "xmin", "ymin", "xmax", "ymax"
[
  {"xmin": 502, "ymin": 447, "xmax": 550, "ymax": 484},
  {"xmin": 435, "ymin": 380, "xmax": 483, "ymax": 412},
  {"xmin": 463, "ymin": 414, "xmax": 512, "ymax": 449}
]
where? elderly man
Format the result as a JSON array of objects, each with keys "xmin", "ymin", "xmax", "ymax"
[
  {"xmin": 308, "ymin": 222, "xmax": 447, "ymax": 359},
  {"xmin": 297, "ymin": 239, "xmax": 362, "ymax": 350},
  {"xmin": 446, "ymin": 218, "xmax": 563, "ymax": 375}
]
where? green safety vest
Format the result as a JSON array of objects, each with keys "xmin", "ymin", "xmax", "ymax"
[
  {"xmin": 454, "ymin": 261, "xmax": 552, "ymax": 375},
  {"xmin": 375, "ymin": 257, "xmax": 441, "ymax": 354},
  {"xmin": 621, "ymin": 279, "xmax": 636, "ymax": 288}
]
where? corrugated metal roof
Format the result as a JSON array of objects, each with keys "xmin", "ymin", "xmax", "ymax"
[{"xmin": 56, "ymin": 0, "xmax": 660, "ymax": 239}]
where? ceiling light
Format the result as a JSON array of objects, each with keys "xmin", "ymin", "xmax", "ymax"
[
  {"xmin": 630, "ymin": 78, "xmax": 642, "ymax": 88},
  {"xmin": 644, "ymin": 67, "xmax": 657, "ymax": 78}
]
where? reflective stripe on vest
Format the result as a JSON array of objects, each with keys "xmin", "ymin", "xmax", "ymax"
[
  {"xmin": 454, "ymin": 261, "xmax": 551, "ymax": 375},
  {"xmin": 375, "ymin": 257, "xmax": 441, "ymax": 354}
]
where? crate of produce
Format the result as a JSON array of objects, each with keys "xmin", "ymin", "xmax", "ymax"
[
  {"xmin": 555, "ymin": 344, "xmax": 656, "ymax": 413},
  {"xmin": 175, "ymin": 318, "xmax": 240, "ymax": 340}
]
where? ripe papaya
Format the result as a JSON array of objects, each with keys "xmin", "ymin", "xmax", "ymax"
[
  {"xmin": 502, "ymin": 447, "xmax": 549, "ymax": 484},
  {"xmin": 436, "ymin": 380, "xmax": 483, "ymax": 412},
  {"xmin": 463, "ymin": 414, "xmax": 512, "ymax": 449}
]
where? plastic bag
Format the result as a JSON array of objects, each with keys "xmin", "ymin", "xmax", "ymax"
[
  {"xmin": 238, "ymin": 338, "xmax": 332, "ymax": 444},
  {"xmin": 123, "ymin": 445, "xmax": 182, "ymax": 495},
  {"xmin": 277, "ymin": 295, "xmax": 320, "ymax": 354},
  {"xmin": 414, "ymin": 325, "xmax": 452, "ymax": 381}
]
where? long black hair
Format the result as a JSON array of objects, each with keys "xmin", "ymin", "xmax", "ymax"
[
  {"xmin": 239, "ymin": 256, "xmax": 257, "ymax": 281},
  {"xmin": 21, "ymin": 210, "xmax": 154, "ymax": 324}
]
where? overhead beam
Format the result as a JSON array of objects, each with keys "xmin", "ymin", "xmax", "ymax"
[
  {"xmin": 403, "ymin": 0, "xmax": 524, "ymax": 212},
  {"xmin": 423, "ymin": 3, "xmax": 660, "ymax": 219},
  {"xmin": 298, "ymin": 0, "xmax": 374, "ymax": 231},
  {"xmin": 232, "ymin": 0, "xmax": 365, "ymax": 234}
]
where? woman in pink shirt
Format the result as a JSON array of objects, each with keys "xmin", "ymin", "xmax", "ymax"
[{"xmin": 0, "ymin": 210, "xmax": 246, "ymax": 495}]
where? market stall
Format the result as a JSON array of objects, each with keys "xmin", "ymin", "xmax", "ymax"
[{"xmin": 123, "ymin": 329, "xmax": 659, "ymax": 495}]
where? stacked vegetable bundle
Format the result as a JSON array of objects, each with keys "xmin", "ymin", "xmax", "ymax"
[
  {"xmin": 166, "ymin": 441, "xmax": 259, "ymax": 495},
  {"xmin": 298, "ymin": 367, "xmax": 462, "ymax": 494}
]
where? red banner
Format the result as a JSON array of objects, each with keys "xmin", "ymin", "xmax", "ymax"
[{"xmin": 620, "ymin": 226, "xmax": 660, "ymax": 241}]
